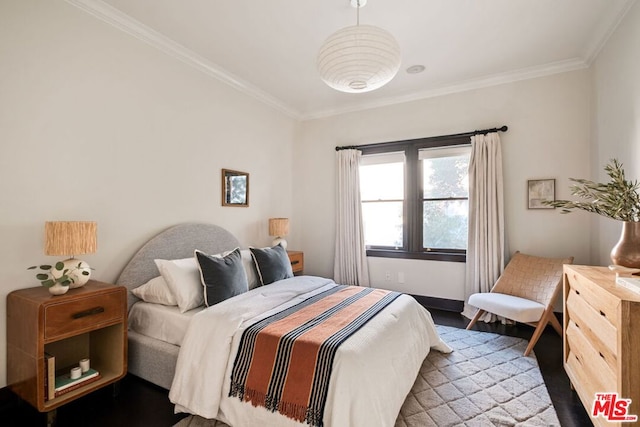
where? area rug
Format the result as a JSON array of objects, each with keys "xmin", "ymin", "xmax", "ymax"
[{"xmin": 174, "ymin": 325, "xmax": 559, "ymax": 427}]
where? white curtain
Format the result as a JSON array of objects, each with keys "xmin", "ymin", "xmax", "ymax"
[
  {"xmin": 334, "ymin": 149, "xmax": 370, "ymax": 287},
  {"xmin": 462, "ymin": 132, "xmax": 505, "ymax": 320}
]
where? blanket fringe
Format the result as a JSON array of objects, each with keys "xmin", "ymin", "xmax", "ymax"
[
  {"xmin": 306, "ymin": 407, "xmax": 324, "ymax": 427},
  {"xmin": 278, "ymin": 400, "xmax": 309, "ymax": 423},
  {"xmin": 240, "ymin": 387, "xmax": 321, "ymax": 426},
  {"xmin": 229, "ymin": 382, "xmax": 245, "ymax": 399},
  {"xmin": 244, "ymin": 388, "xmax": 269, "ymax": 410}
]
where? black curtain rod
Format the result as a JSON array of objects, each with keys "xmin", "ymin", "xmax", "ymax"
[{"xmin": 335, "ymin": 125, "xmax": 508, "ymax": 151}]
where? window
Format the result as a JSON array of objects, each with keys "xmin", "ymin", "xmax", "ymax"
[
  {"xmin": 358, "ymin": 136, "xmax": 471, "ymax": 262},
  {"xmin": 421, "ymin": 147, "xmax": 470, "ymax": 252},
  {"xmin": 360, "ymin": 152, "xmax": 405, "ymax": 248}
]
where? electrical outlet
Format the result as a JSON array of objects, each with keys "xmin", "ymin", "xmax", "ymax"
[
  {"xmin": 385, "ymin": 271, "xmax": 391, "ymax": 281},
  {"xmin": 398, "ymin": 272, "xmax": 405, "ymax": 284}
]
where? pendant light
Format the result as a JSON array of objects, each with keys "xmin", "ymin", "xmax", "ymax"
[{"xmin": 317, "ymin": 0, "xmax": 401, "ymax": 93}]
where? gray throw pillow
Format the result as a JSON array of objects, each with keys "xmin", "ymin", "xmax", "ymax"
[
  {"xmin": 195, "ymin": 248, "xmax": 249, "ymax": 306},
  {"xmin": 250, "ymin": 244, "xmax": 293, "ymax": 286}
]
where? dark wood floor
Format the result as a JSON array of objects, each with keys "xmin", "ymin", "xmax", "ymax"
[{"xmin": 0, "ymin": 309, "xmax": 592, "ymax": 427}]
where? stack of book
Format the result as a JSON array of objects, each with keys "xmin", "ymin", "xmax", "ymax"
[
  {"xmin": 54, "ymin": 368, "xmax": 101, "ymax": 397},
  {"xmin": 43, "ymin": 353, "xmax": 101, "ymax": 400},
  {"xmin": 616, "ymin": 276, "xmax": 640, "ymax": 294}
]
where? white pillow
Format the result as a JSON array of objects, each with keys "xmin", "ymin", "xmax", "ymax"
[
  {"xmin": 155, "ymin": 257, "xmax": 203, "ymax": 313},
  {"xmin": 131, "ymin": 276, "xmax": 177, "ymax": 306}
]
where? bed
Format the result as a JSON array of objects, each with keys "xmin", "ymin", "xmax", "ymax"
[{"xmin": 116, "ymin": 223, "xmax": 451, "ymax": 427}]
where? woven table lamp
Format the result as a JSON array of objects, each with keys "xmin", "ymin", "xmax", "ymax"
[
  {"xmin": 268, "ymin": 218, "xmax": 289, "ymax": 249},
  {"xmin": 45, "ymin": 221, "xmax": 97, "ymax": 288}
]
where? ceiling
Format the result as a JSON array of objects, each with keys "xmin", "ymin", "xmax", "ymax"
[{"xmin": 71, "ymin": 0, "xmax": 635, "ymax": 120}]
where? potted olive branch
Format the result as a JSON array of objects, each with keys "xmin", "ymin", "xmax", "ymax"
[{"xmin": 543, "ymin": 159, "xmax": 640, "ymax": 268}]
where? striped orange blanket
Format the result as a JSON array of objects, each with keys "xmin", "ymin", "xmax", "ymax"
[{"xmin": 229, "ymin": 285, "xmax": 400, "ymax": 426}]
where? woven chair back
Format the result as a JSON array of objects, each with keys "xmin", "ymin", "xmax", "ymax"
[{"xmin": 491, "ymin": 252, "xmax": 574, "ymax": 306}]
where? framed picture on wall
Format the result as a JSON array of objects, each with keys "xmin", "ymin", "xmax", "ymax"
[
  {"xmin": 527, "ymin": 179, "xmax": 555, "ymax": 209},
  {"xmin": 222, "ymin": 169, "xmax": 249, "ymax": 207}
]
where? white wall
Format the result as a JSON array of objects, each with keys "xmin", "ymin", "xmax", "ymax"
[
  {"xmin": 591, "ymin": 1, "xmax": 640, "ymax": 265},
  {"xmin": 295, "ymin": 71, "xmax": 592, "ymax": 299},
  {"xmin": 0, "ymin": 0, "xmax": 297, "ymax": 387}
]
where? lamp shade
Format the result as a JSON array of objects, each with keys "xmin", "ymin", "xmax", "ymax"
[
  {"xmin": 45, "ymin": 221, "xmax": 97, "ymax": 256},
  {"xmin": 317, "ymin": 24, "xmax": 401, "ymax": 93},
  {"xmin": 268, "ymin": 218, "xmax": 289, "ymax": 237}
]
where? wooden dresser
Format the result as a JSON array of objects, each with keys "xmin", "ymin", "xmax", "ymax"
[{"xmin": 563, "ymin": 265, "xmax": 640, "ymax": 426}]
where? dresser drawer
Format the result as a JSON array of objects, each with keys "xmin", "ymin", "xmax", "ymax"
[
  {"xmin": 566, "ymin": 347, "xmax": 598, "ymax": 408},
  {"xmin": 566, "ymin": 319, "xmax": 616, "ymax": 393},
  {"xmin": 566, "ymin": 269, "xmax": 618, "ymax": 326},
  {"xmin": 566, "ymin": 284, "xmax": 617, "ymax": 360},
  {"xmin": 44, "ymin": 291, "xmax": 124, "ymax": 340}
]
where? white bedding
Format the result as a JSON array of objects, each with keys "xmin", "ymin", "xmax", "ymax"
[
  {"xmin": 128, "ymin": 302, "xmax": 202, "ymax": 346},
  {"xmin": 169, "ymin": 276, "xmax": 451, "ymax": 427}
]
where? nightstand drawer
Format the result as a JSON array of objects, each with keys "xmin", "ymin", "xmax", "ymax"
[
  {"xmin": 45, "ymin": 291, "xmax": 124, "ymax": 340},
  {"xmin": 288, "ymin": 251, "xmax": 304, "ymax": 274}
]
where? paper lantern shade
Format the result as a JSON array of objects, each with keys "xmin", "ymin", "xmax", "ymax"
[{"xmin": 317, "ymin": 24, "xmax": 401, "ymax": 93}]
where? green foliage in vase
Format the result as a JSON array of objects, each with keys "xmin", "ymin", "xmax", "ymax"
[
  {"xmin": 27, "ymin": 261, "xmax": 89, "ymax": 287},
  {"xmin": 544, "ymin": 159, "xmax": 640, "ymax": 222}
]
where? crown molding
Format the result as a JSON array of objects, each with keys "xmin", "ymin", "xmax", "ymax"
[
  {"xmin": 583, "ymin": 0, "xmax": 637, "ymax": 65},
  {"xmin": 301, "ymin": 58, "xmax": 589, "ymax": 121},
  {"xmin": 64, "ymin": 0, "xmax": 631, "ymax": 123},
  {"xmin": 64, "ymin": 0, "xmax": 301, "ymax": 120}
]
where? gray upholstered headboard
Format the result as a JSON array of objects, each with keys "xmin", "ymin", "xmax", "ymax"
[{"xmin": 116, "ymin": 223, "xmax": 240, "ymax": 311}]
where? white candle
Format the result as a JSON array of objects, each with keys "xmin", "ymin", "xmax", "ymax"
[
  {"xmin": 79, "ymin": 358, "xmax": 90, "ymax": 373},
  {"xmin": 70, "ymin": 366, "xmax": 81, "ymax": 380}
]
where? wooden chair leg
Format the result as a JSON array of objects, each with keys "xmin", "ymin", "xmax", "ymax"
[
  {"xmin": 466, "ymin": 309, "xmax": 485, "ymax": 330},
  {"xmin": 524, "ymin": 310, "xmax": 554, "ymax": 356},
  {"xmin": 548, "ymin": 312, "xmax": 563, "ymax": 336}
]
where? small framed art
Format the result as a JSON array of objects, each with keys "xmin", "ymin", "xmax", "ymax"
[
  {"xmin": 527, "ymin": 179, "xmax": 555, "ymax": 209},
  {"xmin": 222, "ymin": 169, "xmax": 249, "ymax": 207}
]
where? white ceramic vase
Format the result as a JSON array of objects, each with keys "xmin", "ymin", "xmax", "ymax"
[
  {"xmin": 48, "ymin": 283, "xmax": 69, "ymax": 296},
  {"xmin": 53, "ymin": 258, "xmax": 92, "ymax": 289},
  {"xmin": 272, "ymin": 237, "xmax": 288, "ymax": 250}
]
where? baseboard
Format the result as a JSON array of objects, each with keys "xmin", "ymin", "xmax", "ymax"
[{"xmin": 410, "ymin": 294, "xmax": 464, "ymax": 312}]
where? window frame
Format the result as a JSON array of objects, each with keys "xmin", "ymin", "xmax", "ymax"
[{"xmin": 360, "ymin": 135, "xmax": 471, "ymax": 263}]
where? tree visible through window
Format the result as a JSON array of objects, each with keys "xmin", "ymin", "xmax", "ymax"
[{"xmin": 421, "ymin": 147, "xmax": 470, "ymax": 251}]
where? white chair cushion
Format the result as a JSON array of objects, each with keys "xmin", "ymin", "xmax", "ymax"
[{"xmin": 468, "ymin": 292, "xmax": 546, "ymax": 323}]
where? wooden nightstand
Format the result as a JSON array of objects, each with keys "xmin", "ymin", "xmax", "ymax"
[
  {"xmin": 7, "ymin": 280, "xmax": 127, "ymax": 414},
  {"xmin": 287, "ymin": 251, "xmax": 304, "ymax": 275}
]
